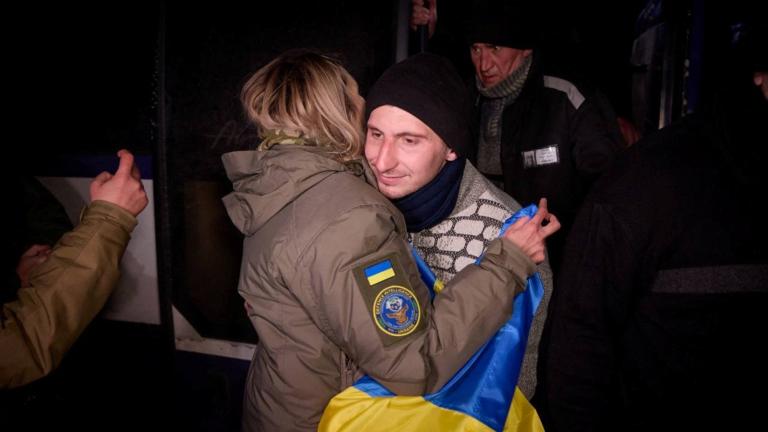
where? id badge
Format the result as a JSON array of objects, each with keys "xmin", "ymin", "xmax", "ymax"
[{"xmin": 522, "ymin": 145, "xmax": 559, "ymax": 168}]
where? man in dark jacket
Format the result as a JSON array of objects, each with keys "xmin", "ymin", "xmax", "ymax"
[
  {"xmin": 539, "ymin": 23, "xmax": 768, "ymax": 432},
  {"xmin": 463, "ymin": 1, "xmax": 625, "ymax": 272}
]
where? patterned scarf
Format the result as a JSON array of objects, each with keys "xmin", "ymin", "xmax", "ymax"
[{"xmin": 476, "ymin": 55, "xmax": 533, "ymax": 176}]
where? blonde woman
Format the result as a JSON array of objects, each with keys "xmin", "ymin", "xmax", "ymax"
[{"xmin": 221, "ymin": 50, "xmax": 558, "ymax": 432}]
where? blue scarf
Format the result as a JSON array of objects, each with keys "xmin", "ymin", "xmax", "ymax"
[{"xmin": 393, "ymin": 158, "xmax": 465, "ymax": 232}]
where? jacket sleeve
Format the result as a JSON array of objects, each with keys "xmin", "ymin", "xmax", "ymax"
[
  {"xmin": 289, "ymin": 203, "xmax": 535, "ymax": 395},
  {"xmin": 570, "ymin": 91, "xmax": 624, "ymax": 178},
  {"xmin": 0, "ymin": 200, "xmax": 136, "ymax": 389}
]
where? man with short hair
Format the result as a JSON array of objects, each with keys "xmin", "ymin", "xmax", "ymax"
[{"xmin": 364, "ymin": 52, "xmax": 553, "ymax": 399}]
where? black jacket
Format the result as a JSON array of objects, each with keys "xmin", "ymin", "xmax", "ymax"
[{"xmin": 539, "ymin": 81, "xmax": 768, "ymax": 432}]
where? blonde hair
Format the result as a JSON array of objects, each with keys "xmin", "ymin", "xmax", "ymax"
[{"xmin": 241, "ymin": 50, "xmax": 364, "ymax": 162}]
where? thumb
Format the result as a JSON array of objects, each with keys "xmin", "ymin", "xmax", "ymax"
[{"xmin": 115, "ymin": 149, "xmax": 135, "ymax": 178}]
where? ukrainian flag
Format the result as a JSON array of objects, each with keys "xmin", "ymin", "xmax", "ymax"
[
  {"xmin": 364, "ymin": 259, "xmax": 396, "ymax": 285},
  {"xmin": 320, "ymin": 205, "xmax": 544, "ymax": 432}
]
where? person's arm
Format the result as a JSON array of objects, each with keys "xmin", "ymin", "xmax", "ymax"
[
  {"xmin": 1, "ymin": 149, "xmax": 147, "ymax": 389},
  {"xmin": 290, "ymin": 202, "xmax": 553, "ymax": 395},
  {"xmin": 0, "ymin": 201, "xmax": 136, "ymax": 388},
  {"xmin": 571, "ymin": 91, "xmax": 625, "ymax": 177},
  {"xmin": 410, "ymin": 0, "xmax": 437, "ymax": 38}
]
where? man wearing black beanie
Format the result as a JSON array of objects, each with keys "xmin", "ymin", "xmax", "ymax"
[{"xmin": 365, "ymin": 52, "xmax": 554, "ymax": 401}]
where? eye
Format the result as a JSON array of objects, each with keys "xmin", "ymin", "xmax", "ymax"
[
  {"xmin": 492, "ymin": 45, "xmax": 501, "ymax": 52},
  {"xmin": 403, "ymin": 136, "xmax": 418, "ymax": 145},
  {"xmin": 369, "ymin": 130, "xmax": 383, "ymax": 139}
]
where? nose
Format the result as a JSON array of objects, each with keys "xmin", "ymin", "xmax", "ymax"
[
  {"xmin": 480, "ymin": 50, "xmax": 492, "ymax": 72},
  {"xmin": 372, "ymin": 138, "xmax": 397, "ymax": 173}
]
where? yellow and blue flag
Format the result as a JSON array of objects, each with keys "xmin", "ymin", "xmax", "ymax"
[
  {"xmin": 364, "ymin": 259, "xmax": 396, "ymax": 285},
  {"xmin": 320, "ymin": 205, "xmax": 545, "ymax": 432}
]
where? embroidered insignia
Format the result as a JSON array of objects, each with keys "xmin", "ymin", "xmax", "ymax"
[
  {"xmin": 354, "ymin": 253, "xmax": 425, "ymax": 345},
  {"xmin": 373, "ymin": 286, "xmax": 421, "ymax": 337},
  {"xmin": 364, "ymin": 259, "xmax": 395, "ymax": 285}
]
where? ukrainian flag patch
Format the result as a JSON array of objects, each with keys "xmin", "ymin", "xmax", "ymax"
[{"xmin": 364, "ymin": 259, "xmax": 395, "ymax": 285}]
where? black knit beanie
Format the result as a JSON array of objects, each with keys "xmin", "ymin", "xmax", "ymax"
[
  {"xmin": 465, "ymin": 0, "xmax": 539, "ymax": 49},
  {"xmin": 365, "ymin": 53, "xmax": 471, "ymax": 157}
]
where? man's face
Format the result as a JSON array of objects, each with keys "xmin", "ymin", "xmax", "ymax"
[
  {"xmin": 470, "ymin": 43, "xmax": 532, "ymax": 88},
  {"xmin": 365, "ymin": 105, "xmax": 457, "ymax": 199}
]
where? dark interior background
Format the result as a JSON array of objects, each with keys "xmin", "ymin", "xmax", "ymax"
[{"xmin": 5, "ymin": 0, "xmax": 762, "ymax": 430}]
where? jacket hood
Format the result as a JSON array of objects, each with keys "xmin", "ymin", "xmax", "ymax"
[{"xmin": 221, "ymin": 145, "xmax": 374, "ymax": 236}]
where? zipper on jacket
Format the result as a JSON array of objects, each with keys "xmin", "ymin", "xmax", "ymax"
[{"xmin": 340, "ymin": 350, "xmax": 355, "ymax": 390}]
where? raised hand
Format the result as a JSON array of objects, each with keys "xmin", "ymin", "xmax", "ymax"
[
  {"xmin": 89, "ymin": 149, "xmax": 148, "ymax": 216},
  {"xmin": 410, "ymin": 0, "xmax": 437, "ymax": 38},
  {"xmin": 503, "ymin": 198, "xmax": 560, "ymax": 263}
]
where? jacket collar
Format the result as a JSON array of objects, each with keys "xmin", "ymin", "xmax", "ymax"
[{"xmin": 221, "ymin": 145, "xmax": 371, "ymax": 236}]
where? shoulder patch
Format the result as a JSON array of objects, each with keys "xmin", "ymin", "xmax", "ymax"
[
  {"xmin": 373, "ymin": 285, "xmax": 421, "ymax": 336},
  {"xmin": 353, "ymin": 253, "xmax": 426, "ymax": 346}
]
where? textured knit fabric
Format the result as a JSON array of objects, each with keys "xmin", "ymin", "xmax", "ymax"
[{"xmin": 409, "ymin": 161, "xmax": 554, "ymax": 399}]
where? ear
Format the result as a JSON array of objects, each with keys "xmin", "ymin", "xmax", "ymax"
[
  {"xmin": 445, "ymin": 148, "xmax": 458, "ymax": 161},
  {"xmin": 521, "ymin": 49, "xmax": 533, "ymax": 58}
]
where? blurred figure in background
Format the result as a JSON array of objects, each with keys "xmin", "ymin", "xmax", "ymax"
[{"xmin": 539, "ymin": 20, "xmax": 768, "ymax": 432}]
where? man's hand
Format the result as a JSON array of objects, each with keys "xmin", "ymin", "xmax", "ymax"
[
  {"xmin": 503, "ymin": 198, "xmax": 560, "ymax": 263},
  {"xmin": 89, "ymin": 149, "xmax": 148, "ymax": 217},
  {"xmin": 410, "ymin": 0, "xmax": 437, "ymax": 38}
]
